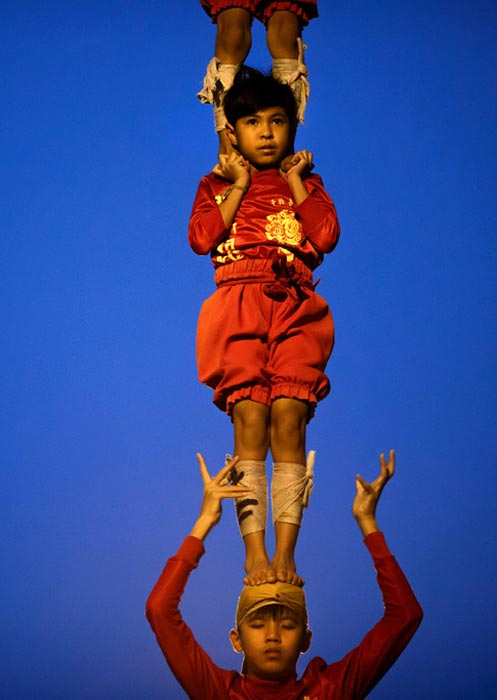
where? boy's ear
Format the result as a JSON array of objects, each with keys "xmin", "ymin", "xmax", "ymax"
[
  {"xmin": 230, "ymin": 627, "xmax": 243, "ymax": 653},
  {"xmin": 225, "ymin": 122, "xmax": 238, "ymax": 147},
  {"xmin": 301, "ymin": 628, "xmax": 312, "ymax": 654}
]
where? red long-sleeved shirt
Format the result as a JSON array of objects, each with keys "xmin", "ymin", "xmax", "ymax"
[
  {"xmin": 146, "ymin": 532, "xmax": 423, "ymax": 700},
  {"xmin": 188, "ymin": 169, "xmax": 340, "ymax": 270}
]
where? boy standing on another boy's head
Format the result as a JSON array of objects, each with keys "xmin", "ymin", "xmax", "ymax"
[
  {"xmin": 198, "ymin": 1, "xmax": 318, "ymax": 153},
  {"xmin": 146, "ymin": 451, "xmax": 423, "ymax": 699},
  {"xmin": 189, "ymin": 70, "xmax": 339, "ymax": 587}
]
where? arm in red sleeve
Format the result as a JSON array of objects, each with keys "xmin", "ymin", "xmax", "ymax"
[
  {"xmin": 296, "ymin": 174, "xmax": 340, "ymax": 254},
  {"xmin": 146, "ymin": 536, "xmax": 236, "ymax": 700},
  {"xmin": 188, "ymin": 176, "xmax": 231, "ymax": 255},
  {"xmin": 320, "ymin": 531, "xmax": 423, "ymax": 698}
]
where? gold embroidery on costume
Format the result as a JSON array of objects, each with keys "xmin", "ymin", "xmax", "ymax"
[
  {"xmin": 265, "ymin": 209, "xmax": 303, "ymax": 246},
  {"xmin": 278, "ymin": 246, "xmax": 295, "ymax": 263},
  {"xmin": 214, "ymin": 235, "xmax": 244, "ymax": 264},
  {"xmin": 271, "ymin": 198, "xmax": 294, "ymax": 207}
]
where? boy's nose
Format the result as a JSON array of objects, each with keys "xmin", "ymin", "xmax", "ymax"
[
  {"xmin": 265, "ymin": 622, "xmax": 281, "ymax": 641},
  {"xmin": 260, "ymin": 122, "xmax": 274, "ymax": 139}
]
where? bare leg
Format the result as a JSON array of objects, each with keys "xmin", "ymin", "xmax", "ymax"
[
  {"xmin": 233, "ymin": 398, "xmax": 270, "ymax": 460},
  {"xmin": 273, "ymin": 521, "xmax": 303, "ymax": 585},
  {"xmin": 232, "ymin": 399, "xmax": 276, "ymax": 585},
  {"xmin": 215, "ymin": 9, "xmax": 252, "ymax": 155},
  {"xmin": 270, "ymin": 398, "xmax": 309, "ymax": 585},
  {"xmin": 215, "ymin": 8, "xmax": 252, "ymax": 64},
  {"xmin": 268, "ymin": 9, "xmax": 310, "ymax": 146},
  {"xmin": 270, "ymin": 397, "xmax": 307, "ymax": 464},
  {"xmin": 266, "ymin": 10, "xmax": 300, "ymax": 59}
]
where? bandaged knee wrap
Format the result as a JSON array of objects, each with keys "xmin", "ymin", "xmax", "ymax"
[
  {"xmin": 197, "ymin": 58, "xmax": 240, "ymax": 132},
  {"xmin": 271, "ymin": 451, "xmax": 315, "ymax": 526},
  {"xmin": 229, "ymin": 458, "xmax": 268, "ymax": 537},
  {"xmin": 272, "ymin": 38, "xmax": 310, "ymax": 123}
]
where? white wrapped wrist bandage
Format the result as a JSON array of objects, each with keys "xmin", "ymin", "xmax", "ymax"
[{"xmin": 271, "ymin": 450, "xmax": 315, "ymax": 526}]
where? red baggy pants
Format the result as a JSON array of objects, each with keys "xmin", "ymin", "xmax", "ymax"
[{"xmin": 196, "ymin": 258, "xmax": 333, "ymax": 417}]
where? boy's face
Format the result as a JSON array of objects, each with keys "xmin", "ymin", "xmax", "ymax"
[
  {"xmin": 230, "ymin": 605, "xmax": 311, "ymax": 681},
  {"xmin": 227, "ymin": 107, "xmax": 293, "ymax": 170}
]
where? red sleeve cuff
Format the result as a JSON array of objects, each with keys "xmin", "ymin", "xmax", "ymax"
[
  {"xmin": 175, "ymin": 536, "xmax": 205, "ymax": 568},
  {"xmin": 363, "ymin": 531, "xmax": 392, "ymax": 559}
]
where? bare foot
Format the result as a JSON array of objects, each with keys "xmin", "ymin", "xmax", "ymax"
[
  {"xmin": 272, "ymin": 554, "xmax": 304, "ymax": 587},
  {"xmin": 243, "ymin": 555, "xmax": 277, "ymax": 586}
]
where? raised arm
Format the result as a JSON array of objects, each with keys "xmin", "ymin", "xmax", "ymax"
[
  {"xmin": 320, "ymin": 450, "xmax": 423, "ymax": 698},
  {"xmin": 352, "ymin": 449, "xmax": 395, "ymax": 536},
  {"xmin": 146, "ymin": 456, "xmax": 250, "ymax": 700},
  {"xmin": 191, "ymin": 453, "xmax": 251, "ymax": 540}
]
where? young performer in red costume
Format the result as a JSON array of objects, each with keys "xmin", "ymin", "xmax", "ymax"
[
  {"xmin": 198, "ymin": 1, "xmax": 318, "ymax": 154},
  {"xmin": 189, "ymin": 70, "xmax": 339, "ymax": 586},
  {"xmin": 146, "ymin": 450, "xmax": 423, "ymax": 699}
]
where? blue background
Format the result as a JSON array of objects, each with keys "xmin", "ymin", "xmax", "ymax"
[{"xmin": 2, "ymin": 1, "xmax": 497, "ymax": 698}]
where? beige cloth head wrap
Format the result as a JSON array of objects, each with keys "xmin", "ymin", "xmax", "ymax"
[{"xmin": 235, "ymin": 581, "xmax": 308, "ymax": 628}]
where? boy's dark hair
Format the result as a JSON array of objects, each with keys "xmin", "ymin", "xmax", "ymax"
[{"xmin": 223, "ymin": 66, "xmax": 298, "ymax": 128}]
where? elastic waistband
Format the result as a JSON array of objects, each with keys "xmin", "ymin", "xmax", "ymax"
[{"xmin": 214, "ymin": 257, "xmax": 314, "ymax": 288}]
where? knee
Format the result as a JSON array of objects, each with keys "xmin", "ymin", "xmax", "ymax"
[
  {"xmin": 270, "ymin": 401, "xmax": 307, "ymax": 448},
  {"xmin": 233, "ymin": 402, "xmax": 270, "ymax": 450},
  {"xmin": 266, "ymin": 11, "xmax": 300, "ymax": 58},
  {"xmin": 216, "ymin": 9, "xmax": 252, "ymax": 61}
]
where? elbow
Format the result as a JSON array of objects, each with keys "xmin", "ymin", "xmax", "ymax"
[
  {"xmin": 316, "ymin": 225, "xmax": 340, "ymax": 254},
  {"xmin": 145, "ymin": 595, "xmax": 157, "ymax": 624},
  {"xmin": 145, "ymin": 591, "xmax": 166, "ymax": 627},
  {"xmin": 325, "ymin": 220, "xmax": 341, "ymax": 252},
  {"xmin": 401, "ymin": 600, "xmax": 424, "ymax": 637},
  {"xmin": 413, "ymin": 601, "xmax": 424, "ymax": 629},
  {"xmin": 190, "ymin": 240, "xmax": 211, "ymax": 256},
  {"xmin": 188, "ymin": 231, "xmax": 212, "ymax": 256}
]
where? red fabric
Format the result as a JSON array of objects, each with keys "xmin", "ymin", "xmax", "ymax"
[
  {"xmin": 189, "ymin": 168, "xmax": 339, "ymax": 416},
  {"xmin": 196, "ymin": 257, "xmax": 333, "ymax": 415},
  {"xmin": 200, "ymin": 0, "xmax": 318, "ymax": 26},
  {"xmin": 189, "ymin": 169, "xmax": 339, "ymax": 268},
  {"xmin": 146, "ymin": 532, "xmax": 423, "ymax": 700}
]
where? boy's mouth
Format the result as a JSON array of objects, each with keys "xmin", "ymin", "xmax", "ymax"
[{"xmin": 264, "ymin": 647, "xmax": 282, "ymax": 655}]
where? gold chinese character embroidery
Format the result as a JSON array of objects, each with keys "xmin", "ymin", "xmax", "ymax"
[{"xmin": 214, "ymin": 234, "xmax": 244, "ymax": 264}]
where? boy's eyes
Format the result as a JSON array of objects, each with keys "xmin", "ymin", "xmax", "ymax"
[
  {"xmin": 247, "ymin": 618, "xmax": 298, "ymax": 629},
  {"xmin": 242, "ymin": 116, "xmax": 287, "ymax": 126}
]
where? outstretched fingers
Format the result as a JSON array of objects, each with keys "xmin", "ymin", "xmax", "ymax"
[
  {"xmin": 196, "ymin": 452, "xmax": 211, "ymax": 486},
  {"xmin": 381, "ymin": 449, "xmax": 396, "ymax": 478},
  {"xmin": 355, "ymin": 473, "xmax": 374, "ymax": 495},
  {"xmin": 375, "ymin": 449, "xmax": 395, "ymax": 490},
  {"xmin": 197, "ymin": 453, "xmax": 249, "ymax": 499}
]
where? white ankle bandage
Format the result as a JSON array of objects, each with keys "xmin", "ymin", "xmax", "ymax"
[
  {"xmin": 197, "ymin": 58, "xmax": 240, "ymax": 132},
  {"xmin": 271, "ymin": 450, "xmax": 315, "ymax": 526},
  {"xmin": 227, "ymin": 456, "xmax": 267, "ymax": 537},
  {"xmin": 272, "ymin": 38, "xmax": 310, "ymax": 123}
]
